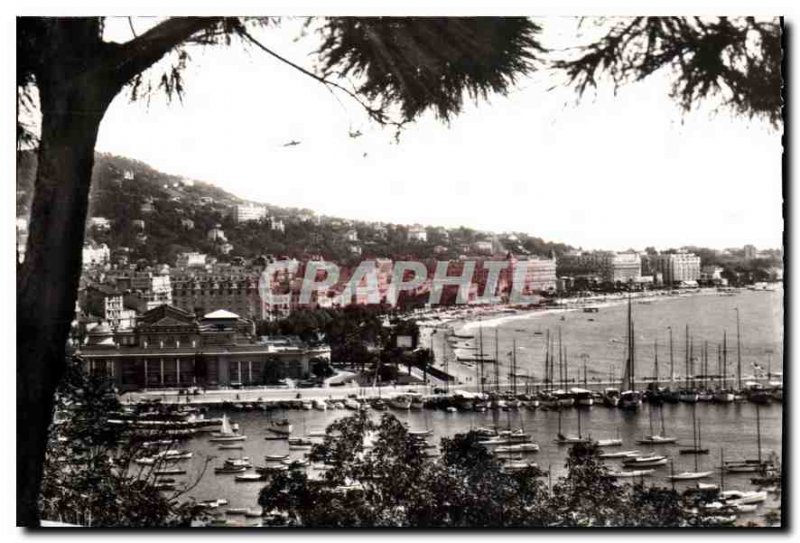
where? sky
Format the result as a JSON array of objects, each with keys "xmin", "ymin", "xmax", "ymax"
[{"xmin": 95, "ymin": 17, "xmax": 784, "ymax": 252}]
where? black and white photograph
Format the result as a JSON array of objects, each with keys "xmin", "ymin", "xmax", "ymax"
[{"xmin": 12, "ymin": 4, "xmax": 787, "ymax": 531}]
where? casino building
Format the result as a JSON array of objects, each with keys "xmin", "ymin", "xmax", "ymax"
[{"xmin": 78, "ymin": 305, "xmax": 329, "ymax": 391}]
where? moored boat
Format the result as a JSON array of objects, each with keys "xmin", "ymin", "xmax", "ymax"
[
  {"xmin": 265, "ymin": 419, "xmax": 293, "ymax": 435},
  {"xmin": 235, "ymin": 473, "xmax": 266, "ymax": 482},
  {"xmin": 605, "ymin": 469, "xmax": 654, "ymax": 479},
  {"xmin": 666, "ymin": 470, "xmax": 713, "ymax": 481}
]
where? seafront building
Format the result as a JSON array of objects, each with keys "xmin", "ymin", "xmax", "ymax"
[
  {"xmin": 78, "ymin": 305, "xmax": 329, "ymax": 390},
  {"xmin": 644, "ymin": 250, "xmax": 701, "ymax": 286},
  {"xmin": 556, "ymin": 250, "xmax": 642, "ymax": 285}
]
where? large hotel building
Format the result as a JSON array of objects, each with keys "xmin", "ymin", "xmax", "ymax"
[{"xmin": 78, "ymin": 305, "xmax": 329, "ymax": 390}]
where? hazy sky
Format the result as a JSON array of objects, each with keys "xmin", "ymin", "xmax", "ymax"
[{"xmin": 96, "ymin": 17, "xmax": 783, "ymax": 252}]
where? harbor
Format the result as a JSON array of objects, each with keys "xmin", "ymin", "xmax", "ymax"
[{"xmin": 127, "ymin": 399, "xmax": 781, "ymax": 526}]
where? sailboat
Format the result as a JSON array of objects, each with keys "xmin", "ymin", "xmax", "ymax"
[
  {"xmin": 679, "ymin": 405, "xmax": 709, "ymax": 455},
  {"xmin": 668, "ymin": 408, "xmax": 712, "ymax": 480},
  {"xmin": 713, "ymin": 332, "xmax": 735, "ymax": 403},
  {"xmin": 554, "ymin": 406, "xmax": 591, "ymax": 445},
  {"xmin": 667, "ymin": 448, "xmax": 713, "ymax": 481},
  {"xmin": 724, "ymin": 403, "xmax": 775, "ymax": 473},
  {"xmin": 619, "ymin": 294, "xmax": 642, "ymax": 410},
  {"xmin": 595, "ymin": 427, "xmax": 623, "ymax": 447},
  {"xmin": 637, "ymin": 403, "xmax": 677, "ymax": 444},
  {"xmin": 209, "ymin": 414, "xmax": 247, "ymax": 442}
]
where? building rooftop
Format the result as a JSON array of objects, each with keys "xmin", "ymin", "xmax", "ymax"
[{"xmin": 203, "ymin": 309, "xmax": 241, "ymax": 319}]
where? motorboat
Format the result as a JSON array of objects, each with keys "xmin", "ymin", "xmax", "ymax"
[
  {"xmin": 264, "ymin": 454, "xmax": 290, "ymax": 462},
  {"xmin": 344, "ymin": 399, "xmax": 360, "ymax": 410},
  {"xmin": 312, "ymin": 399, "xmax": 327, "ymax": 412},
  {"xmin": 266, "ymin": 419, "xmax": 293, "ymax": 435},
  {"xmin": 619, "ymin": 390, "xmax": 643, "ymax": 410},
  {"xmin": 602, "ymin": 388, "xmax": 620, "ymax": 408},
  {"xmin": 570, "ymin": 388, "xmax": 594, "ymax": 407},
  {"xmin": 388, "ymin": 395, "xmax": 412, "ymax": 410}
]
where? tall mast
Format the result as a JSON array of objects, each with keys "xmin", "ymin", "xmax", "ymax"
[
  {"xmin": 442, "ymin": 330, "xmax": 449, "ymax": 394},
  {"xmin": 668, "ymin": 326, "xmax": 674, "ymax": 384},
  {"xmin": 756, "ymin": 403, "xmax": 762, "ymax": 465},
  {"xmin": 564, "ymin": 346, "xmax": 569, "ymax": 387},
  {"xmin": 558, "ymin": 327, "xmax": 563, "ymax": 388},
  {"xmin": 512, "ymin": 337, "xmax": 518, "ymax": 396},
  {"xmin": 495, "ymin": 328, "xmax": 500, "ymax": 393},
  {"xmin": 631, "ymin": 320, "xmax": 636, "ymax": 391},
  {"xmin": 478, "ymin": 323, "xmax": 485, "ymax": 395},
  {"xmin": 544, "ymin": 329, "xmax": 550, "ymax": 392},
  {"xmin": 723, "ymin": 331, "xmax": 728, "ymax": 390},
  {"xmin": 692, "ymin": 404, "xmax": 698, "ymax": 471},
  {"xmin": 736, "ymin": 308, "xmax": 742, "ymax": 391},
  {"xmin": 622, "ymin": 293, "xmax": 633, "ymax": 391},
  {"xmin": 654, "ymin": 338, "xmax": 659, "ymax": 388},
  {"xmin": 684, "ymin": 324, "xmax": 690, "ymax": 389}
]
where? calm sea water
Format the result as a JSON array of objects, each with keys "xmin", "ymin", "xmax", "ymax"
[
  {"xmin": 444, "ymin": 288, "xmax": 783, "ymax": 385},
  {"xmin": 175, "ymin": 402, "xmax": 782, "ymax": 516},
  {"xmin": 169, "ymin": 288, "xmax": 783, "ymax": 519}
]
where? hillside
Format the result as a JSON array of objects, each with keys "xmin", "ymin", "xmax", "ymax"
[{"xmin": 16, "ymin": 151, "xmax": 573, "ymax": 266}]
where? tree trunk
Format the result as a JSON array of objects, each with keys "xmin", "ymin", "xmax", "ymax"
[{"xmin": 16, "ymin": 70, "xmax": 115, "ymax": 526}]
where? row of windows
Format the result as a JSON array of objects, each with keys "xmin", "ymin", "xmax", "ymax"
[{"xmin": 173, "ymin": 290, "xmax": 259, "ymax": 296}]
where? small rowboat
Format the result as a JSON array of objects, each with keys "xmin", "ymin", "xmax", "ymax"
[{"xmin": 218, "ymin": 444, "xmax": 244, "ymax": 450}]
